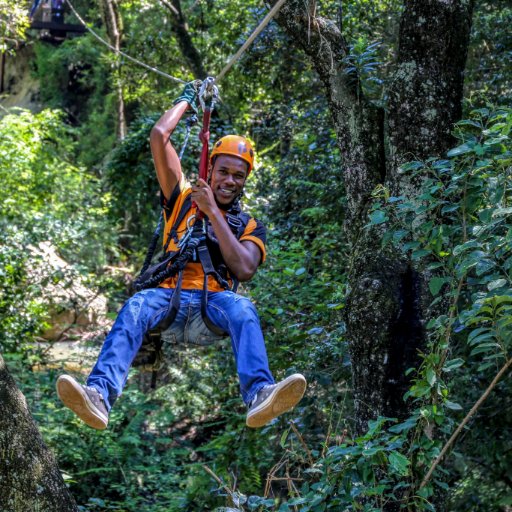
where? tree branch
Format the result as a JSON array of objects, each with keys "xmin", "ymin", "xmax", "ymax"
[
  {"xmin": 158, "ymin": 0, "xmax": 179, "ymax": 17},
  {"xmin": 420, "ymin": 357, "xmax": 512, "ymax": 490},
  {"xmin": 158, "ymin": 0, "xmax": 206, "ymax": 79},
  {"xmin": 270, "ymin": 0, "xmax": 385, "ymax": 222}
]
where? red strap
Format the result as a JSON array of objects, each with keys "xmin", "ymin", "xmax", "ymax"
[{"xmin": 194, "ymin": 107, "xmax": 212, "ymax": 217}]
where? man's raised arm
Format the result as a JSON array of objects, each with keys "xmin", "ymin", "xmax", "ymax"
[{"xmin": 150, "ymin": 82, "xmax": 199, "ymax": 200}]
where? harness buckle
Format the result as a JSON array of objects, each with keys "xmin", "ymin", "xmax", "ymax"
[{"xmin": 226, "ymin": 213, "xmax": 243, "ymax": 231}]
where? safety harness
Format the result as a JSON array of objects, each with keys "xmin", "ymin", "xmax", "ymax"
[{"xmin": 132, "ymin": 78, "xmax": 250, "ymax": 383}]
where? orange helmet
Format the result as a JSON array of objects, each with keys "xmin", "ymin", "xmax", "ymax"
[{"xmin": 210, "ymin": 135, "xmax": 255, "ymax": 174}]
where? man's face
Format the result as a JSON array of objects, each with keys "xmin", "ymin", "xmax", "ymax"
[{"xmin": 210, "ymin": 154, "xmax": 248, "ymax": 206}]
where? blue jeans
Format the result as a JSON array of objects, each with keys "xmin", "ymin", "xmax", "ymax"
[{"xmin": 87, "ymin": 288, "xmax": 275, "ymax": 410}]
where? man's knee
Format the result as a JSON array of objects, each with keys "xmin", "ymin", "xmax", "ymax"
[
  {"xmin": 232, "ymin": 296, "xmax": 259, "ymax": 321},
  {"xmin": 123, "ymin": 293, "xmax": 146, "ymax": 323}
]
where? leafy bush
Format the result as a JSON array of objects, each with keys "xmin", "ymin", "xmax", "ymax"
[
  {"xmin": 0, "ymin": 108, "xmax": 114, "ymax": 352},
  {"xmin": 363, "ymin": 106, "xmax": 512, "ymax": 510}
]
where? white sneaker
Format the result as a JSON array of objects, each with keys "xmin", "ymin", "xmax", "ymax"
[
  {"xmin": 56, "ymin": 375, "xmax": 109, "ymax": 430},
  {"xmin": 246, "ymin": 373, "xmax": 307, "ymax": 428}
]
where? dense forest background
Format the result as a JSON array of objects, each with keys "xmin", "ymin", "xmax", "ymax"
[{"xmin": 0, "ymin": 0, "xmax": 511, "ymax": 511}]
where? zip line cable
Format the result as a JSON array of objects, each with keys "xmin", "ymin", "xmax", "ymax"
[
  {"xmin": 64, "ymin": 0, "xmax": 186, "ymax": 84},
  {"xmin": 216, "ymin": 0, "xmax": 288, "ymax": 83}
]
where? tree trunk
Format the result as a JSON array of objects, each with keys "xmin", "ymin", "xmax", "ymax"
[
  {"xmin": 272, "ymin": 0, "xmax": 474, "ymax": 434},
  {"xmin": 100, "ymin": 0, "xmax": 126, "ymax": 140},
  {"xmin": 0, "ymin": 354, "xmax": 78, "ymax": 512},
  {"xmin": 160, "ymin": 0, "xmax": 206, "ymax": 79}
]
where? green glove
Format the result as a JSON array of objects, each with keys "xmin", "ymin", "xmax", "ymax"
[{"xmin": 173, "ymin": 80, "xmax": 201, "ymax": 113}]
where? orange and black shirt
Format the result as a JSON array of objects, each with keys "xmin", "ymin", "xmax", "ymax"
[{"xmin": 159, "ymin": 176, "xmax": 266, "ymax": 292}]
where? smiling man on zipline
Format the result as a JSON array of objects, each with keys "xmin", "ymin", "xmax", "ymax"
[{"xmin": 56, "ymin": 81, "xmax": 307, "ymax": 430}]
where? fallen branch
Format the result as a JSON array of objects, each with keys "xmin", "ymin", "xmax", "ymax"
[
  {"xmin": 420, "ymin": 356, "xmax": 512, "ymax": 489},
  {"xmin": 290, "ymin": 421, "xmax": 314, "ymax": 466},
  {"xmin": 202, "ymin": 464, "xmax": 232, "ymax": 496}
]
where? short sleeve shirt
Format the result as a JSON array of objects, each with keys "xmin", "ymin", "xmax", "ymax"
[{"xmin": 159, "ymin": 176, "xmax": 266, "ymax": 292}]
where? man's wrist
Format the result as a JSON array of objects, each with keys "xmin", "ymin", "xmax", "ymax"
[{"xmin": 204, "ymin": 204, "xmax": 223, "ymax": 223}]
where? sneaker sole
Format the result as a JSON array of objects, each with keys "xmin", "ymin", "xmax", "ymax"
[
  {"xmin": 246, "ymin": 374, "xmax": 307, "ymax": 428},
  {"xmin": 56, "ymin": 375, "xmax": 108, "ymax": 430}
]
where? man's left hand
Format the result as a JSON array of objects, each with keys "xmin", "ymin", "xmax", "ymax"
[{"xmin": 191, "ymin": 179, "xmax": 218, "ymax": 217}]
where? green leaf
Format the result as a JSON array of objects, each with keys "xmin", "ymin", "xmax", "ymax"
[
  {"xmin": 399, "ymin": 161, "xmax": 424, "ymax": 172},
  {"xmin": 488, "ymin": 279, "xmax": 507, "ymax": 291},
  {"xmin": 474, "ymin": 144, "xmax": 486, "ymax": 156},
  {"xmin": 429, "ymin": 277, "xmax": 450, "ymax": 296},
  {"xmin": 441, "ymin": 204, "xmax": 460, "ymax": 214},
  {"xmin": 492, "ymin": 207, "xmax": 512, "ymax": 218},
  {"xmin": 476, "ymin": 259, "xmax": 496, "ymax": 276},
  {"xmin": 453, "ymin": 240, "xmax": 481, "ymax": 256},
  {"xmin": 369, "ymin": 210, "xmax": 387, "ymax": 225},
  {"xmin": 426, "ymin": 368, "xmax": 437, "ymax": 387},
  {"xmin": 456, "ymin": 119, "xmax": 483, "ymax": 130},
  {"xmin": 412, "ymin": 249, "xmax": 431, "ymax": 260},
  {"xmin": 388, "ymin": 451, "xmax": 410, "ymax": 476},
  {"xmin": 403, "ymin": 241, "xmax": 421, "ymax": 251},
  {"xmin": 363, "ymin": 446, "xmax": 384, "ymax": 456},
  {"xmin": 445, "ymin": 401, "xmax": 463, "ymax": 411},
  {"xmin": 280, "ymin": 429, "xmax": 290, "ymax": 448},
  {"xmin": 447, "ymin": 143, "xmax": 474, "ymax": 157},
  {"xmin": 388, "ymin": 416, "xmax": 418, "ymax": 434},
  {"xmin": 443, "ymin": 358, "xmax": 464, "ymax": 372},
  {"xmin": 468, "ymin": 327, "xmax": 492, "ymax": 343},
  {"xmin": 470, "ymin": 343, "xmax": 501, "ymax": 356}
]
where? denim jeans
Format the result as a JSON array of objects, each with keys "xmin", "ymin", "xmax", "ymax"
[{"xmin": 87, "ymin": 288, "xmax": 275, "ymax": 410}]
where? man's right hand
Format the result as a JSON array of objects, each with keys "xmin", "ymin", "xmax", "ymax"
[{"xmin": 173, "ymin": 80, "xmax": 201, "ymax": 113}]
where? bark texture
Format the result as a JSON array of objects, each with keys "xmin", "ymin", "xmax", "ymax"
[
  {"xmin": 387, "ymin": 0, "xmax": 474, "ymax": 185},
  {"xmin": 0, "ymin": 354, "xmax": 78, "ymax": 512},
  {"xmin": 272, "ymin": 0, "xmax": 474, "ymax": 434}
]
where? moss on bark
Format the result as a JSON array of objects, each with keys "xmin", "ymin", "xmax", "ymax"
[{"xmin": 0, "ymin": 354, "xmax": 78, "ymax": 512}]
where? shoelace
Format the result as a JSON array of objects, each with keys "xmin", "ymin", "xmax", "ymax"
[
  {"xmin": 250, "ymin": 385, "xmax": 273, "ymax": 408},
  {"xmin": 84, "ymin": 385, "xmax": 105, "ymax": 403}
]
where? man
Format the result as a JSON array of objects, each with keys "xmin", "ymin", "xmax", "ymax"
[{"xmin": 56, "ymin": 82, "xmax": 307, "ymax": 431}]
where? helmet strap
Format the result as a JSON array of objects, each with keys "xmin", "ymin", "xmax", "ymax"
[
  {"xmin": 231, "ymin": 190, "xmax": 243, "ymax": 212},
  {"xmin": 207, "ymin": 164, "xmax": 213, "ymax": 186}
]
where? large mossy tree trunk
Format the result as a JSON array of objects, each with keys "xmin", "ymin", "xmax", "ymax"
[
  {"xmin": 273, "ymin": 0, "xmax": 474, "ymax": 434},
  {"xmin": 0, "ymin": 354, "xmax": 78, "ymax": 512}
]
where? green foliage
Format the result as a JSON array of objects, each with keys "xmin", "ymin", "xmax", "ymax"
[
  {"xmin": 365, "ymin": 106, "xmax": 512, "ymax": 510},
  {"xmin": 343, "ymin": 39, "xmax": 384, "ymax": 101},
  {"xmin": 0, "ymin": 0, "xmax": 29, "ymax": 53},
  {"xmin": 466, "ymin": 0, "xmax": 512, "ymax": 104},
  {"xmin": 101, "ymin": 114, "xmax": 160, "ymax": 255},
  {"xmin": 0, "ymin": 108, "xmax": 114, "ymax": 351},
  {"xmin": 33, "ymin": 36, "xmax": 117, "ymax": 167}
]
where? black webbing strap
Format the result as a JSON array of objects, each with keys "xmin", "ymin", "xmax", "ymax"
[
  {"xmin": 135, "ymin": 249, "xmax": 179, "ymax": 289},
  {"xmin": 154, "ymin": 270, "xmax": 184, "ymax": 332},
  {"xmin": 201, "ymin": 273, "xmax": 227, "ymax": 337},
  {"xmin": 148, "ymin": 330, "xmax": 164, "ymax": 389},
  {"xmin": 196, "ymin": 241, "xmax": 228, "ymax": 337},
  {"xmin": 147, "ymin": 271, "xmax": 184, "ymax": 387},
  {"xmin": 163, "ymin": 194, "xmax": 193, "ymax": 253}
]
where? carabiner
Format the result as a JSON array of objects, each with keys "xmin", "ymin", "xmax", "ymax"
[
  {"xmin": 177, "ymin": 214, "xmax": 197, "ymax": 249},
  {"xmin": 199, "ymin": 76, "xmax": 219, "ymax": 112}
]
